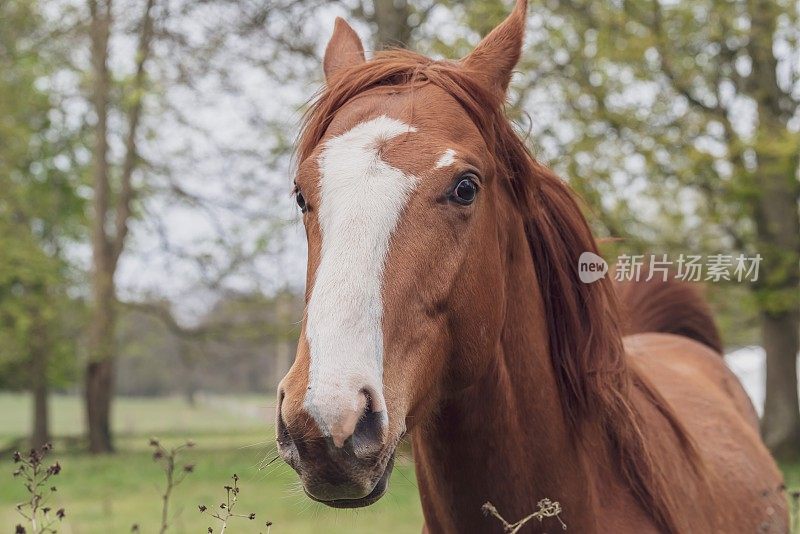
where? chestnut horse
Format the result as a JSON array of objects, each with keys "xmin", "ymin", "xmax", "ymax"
[{"xmin": 276, "ymin": 1, "xmax": 788, "ymax": 532}]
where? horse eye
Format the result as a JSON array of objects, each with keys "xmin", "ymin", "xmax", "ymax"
[
  {"xmin": 296, "ymin": 190, "xmax": 307, "ymax": 213},
  {"xmin": 451, "ymin": 175, "xmax": 478, "ymax": 205}
]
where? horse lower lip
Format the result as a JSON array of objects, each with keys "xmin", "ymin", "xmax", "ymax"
[{"xmin": 307, "ymin": 456, "xmax": 394, "ymax": 509}]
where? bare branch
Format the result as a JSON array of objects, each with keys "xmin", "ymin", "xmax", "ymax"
[
  {"xmin": 89, "ymin": 0, "xmax": 113, "ymax": 263},
  {"xmin": 113, "ymin": 0, "xmax": 158, "ymax": 264}
]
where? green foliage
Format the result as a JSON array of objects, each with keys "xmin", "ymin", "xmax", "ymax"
[{"xmin": 0, "ymin": 0, "xmax": 86, "ymax": 390}]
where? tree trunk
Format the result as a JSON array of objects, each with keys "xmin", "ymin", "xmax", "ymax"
[
  {"xmin": 85, "ymin": 0, "xmax": 115, "ymax": 454},
  {"xmin": 371, "ymin": 0, "xmax": 412, "ymax": 48},
  {"xmin": 85, "ymin": 268, "xmax": 116, "ymax": 453},
  {"xmin": 756, "ymin": 154, "xmax": 800, "ymax": 460},
  {"xmin": 273, "ymin": 292, "xmax": 293, "ymax": 387},
  {"xmin": 32, "ymin": 381, "xmax": 49, "ymax": 449},
  {"xmin": 86, "ymin": 359, "xmax": 114, "ymax": 452},
  {"xmin": 178, "ymin": 340, "xmax": 198, "ymax": 407},
  {"xmin": 30, "ymin": 319, "xmax": 50, "ymax": 449},
  {"xmin": 747, "ymin": 0, "xmax": 800, "ymax": 461},
  {"xmin": 761, "ymin": 311, "xmax": 800, "ymax": 459},
  {"xmin": 184, "ymin": 382, "xmax": 197, "ymax": 407}
]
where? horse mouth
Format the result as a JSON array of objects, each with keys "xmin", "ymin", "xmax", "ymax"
[{"xmin": 306, "ymin": 456, "xmax": 395, "ymax": 509}]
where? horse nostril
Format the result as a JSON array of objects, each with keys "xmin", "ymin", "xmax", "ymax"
[
  {"xmin": 276, "ymin": 389, "xmax": 305, "ymax": 472},
  {"xmin": 277, "ymin": 413, "xmax": 290, "ymax": 445},
  {"xmin": 351, "ymin": 390, "xmax": 386, "ymax": 457},
  {"xmin": 276, "ymin": 390, "xmax": 294, "ymax": 449}
]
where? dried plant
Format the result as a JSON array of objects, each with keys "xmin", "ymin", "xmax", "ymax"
[
  {"xmin": 11, "ymin": 443, "xmax": 66, "ymax": 534},
  {"xmin": 148, "ymin": 437, "xmax": 196, "ymax": 534},
  {"xmin": 482, "ymin": 499, "xmax": 567, "ymax": 533},
  {"xmin": 200, "ymin": 473, "xmax": 272, "ymax": 533}
]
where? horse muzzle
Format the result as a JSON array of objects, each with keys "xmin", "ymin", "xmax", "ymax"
[{"xmin": 276, "ymin": 386, "xmax": 396, "ymax": 507}]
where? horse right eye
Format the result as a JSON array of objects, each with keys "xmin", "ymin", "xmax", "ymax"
[
  {"xmin": 296, "ymin": 190, "xmax": 307, "ymax": 213},
  {"xmin": 450, "ymin": 174, "xmax": 479, "ymax": 205}
]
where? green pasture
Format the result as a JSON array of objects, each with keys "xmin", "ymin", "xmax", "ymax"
[
  {"xmin": 1, "ymin": 393, "xmax": 798, "ymax": 533},
  {"xmin": 0, "ymin": 394, "xmax": 423, "ymax": 533}
]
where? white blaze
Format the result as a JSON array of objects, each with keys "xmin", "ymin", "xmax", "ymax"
[
  {"xmin": 304, "ymin": 115, "xmax": 418, "ymax": 442},
  {"xmin": 435, "ymin": 148, "xmax": 457, "ymax": 169}
]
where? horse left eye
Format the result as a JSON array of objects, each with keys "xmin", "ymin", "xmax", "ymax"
[
  {"xmin": 451, "ymin": 175, "xmax": 478, "ymax": 205},
  {"xmin": 296, "ymin": 190, "xmax": 307, "ymax": 213}
]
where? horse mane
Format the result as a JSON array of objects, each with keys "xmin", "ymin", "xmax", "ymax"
[
  {"xmin": 616, "ymin": 276, "xmax": 724, "ymax": 353},
  {"xmin": 297, "ymin": 49, "xmax": 702, "ymax": 534}
]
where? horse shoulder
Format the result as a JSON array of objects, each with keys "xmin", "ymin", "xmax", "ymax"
[
  {"xmin": 624, "ymin": 332, "xmax": 788, "ymax": 533},
  {"xmin": 624, "ymin": 332, "xmax": 758, "ymax": 428}
]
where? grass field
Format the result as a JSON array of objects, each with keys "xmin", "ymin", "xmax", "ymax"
[
  {"xmin": 1, "ymin": 393, "xmax": 799, "ymax": 533},
  {"xmin": 0, "ymin": 393, "xmax": 423, "ymax": 533}
]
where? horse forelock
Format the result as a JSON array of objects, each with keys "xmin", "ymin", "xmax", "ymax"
[{"xmin": 297, "ymin": 48, "xmax": 704, "ymax": 534}]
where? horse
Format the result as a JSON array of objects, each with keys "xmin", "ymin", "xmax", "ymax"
[{"xmin": 276, "ymin": 1, "xmax": 788, "ymax": 531}]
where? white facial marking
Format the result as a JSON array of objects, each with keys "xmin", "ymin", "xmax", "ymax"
[
  {"xmin": 304, "ymin": 115, "xmax": 418, "ymax": 446},
  {"xmin": 435, "ymin": 148, "xmax": 457, "ymax": 169}
]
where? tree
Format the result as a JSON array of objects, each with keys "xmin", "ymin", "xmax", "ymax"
[
  {"xmin": 354, "ymin": 0, "xmax": 415, "ymax": 48},
  {"xmin": 454, "ymin": 0, "xmax": 799, "ymax": 458},
  {"xmin": 78, "ymin": 0, "xmax": 309, "ymax": 452},
  {"xmin": 0, "ymin": 0, "xmax": 85, "ymax": 448},
  {"xmin": 742, "ymin": 0, "xmax": 800, "ymax": 457},
  {"xmin": 84, "ymin": 0, "xmax": 158, "ymax": 453}
]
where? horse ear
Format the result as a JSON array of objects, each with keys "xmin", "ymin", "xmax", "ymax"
[
  {"xmin": 324, "ymin": 18, "xmax": 366, "ymax": 81},
  {"xmin": 462, "ymin": 0, "xmax": 527, "ymax": 96}
]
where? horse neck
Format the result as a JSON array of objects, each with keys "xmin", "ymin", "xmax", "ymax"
[{"xmin": 412, "ymin": 211, "xmax": 602, "ymax": 533}]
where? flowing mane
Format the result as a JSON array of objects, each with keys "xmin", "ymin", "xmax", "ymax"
[{"xmin": 296, "ymin": 49, "xmax": 703, "ymax": 534}]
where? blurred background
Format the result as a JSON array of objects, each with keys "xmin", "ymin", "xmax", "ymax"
[{"xmin": 0, "ymin": 0, "xmax": 798, "ymax": 531}]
